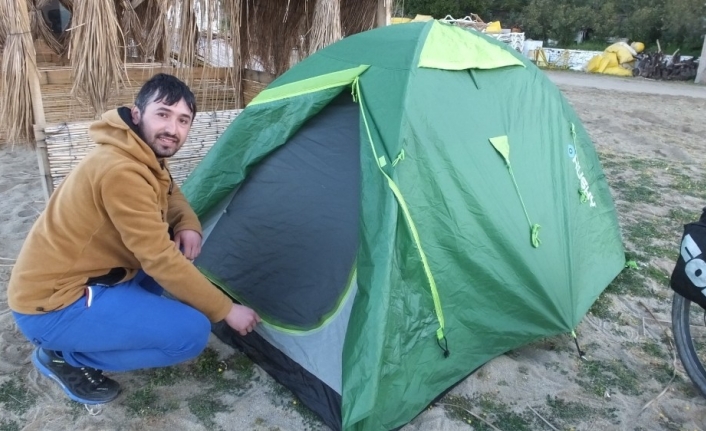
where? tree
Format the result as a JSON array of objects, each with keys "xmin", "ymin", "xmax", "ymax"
[
  {"xmin": 521, "ymin": 0, "xmax": 554, "ymax": 41},
  {"xmin": 522, "ymin": 0, "xmax": 621, "ymax": 45},
  {"xmin": 403, "ymin": 0, "xmax": 491, "ymax": 19},
  {"xmin": 662, "ymin": 0, "xmax": 706, "ymax": 51}
]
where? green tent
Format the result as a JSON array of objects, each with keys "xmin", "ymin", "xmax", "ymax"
[{"xmin": 182, "ymin": 20, "xmax": 625, "ymax": 431}]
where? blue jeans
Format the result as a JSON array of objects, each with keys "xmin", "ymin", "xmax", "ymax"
[{"xmin": 12, "ymin": 271, "xmax": 211, "ymax": 372}]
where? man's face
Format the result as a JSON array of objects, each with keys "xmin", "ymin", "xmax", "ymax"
[{"xmin": 131, "ymin": 97, "xmax": 193, "ymax": 158}]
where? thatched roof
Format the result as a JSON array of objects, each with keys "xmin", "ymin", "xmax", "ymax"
[{"xmin": 0, "ymin": 0, "xmax": 389, "ymax": 144}]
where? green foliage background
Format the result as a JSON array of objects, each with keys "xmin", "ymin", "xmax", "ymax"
[{"xmin": 398, "ymin": 0, "xmax": 705, "ymax": 54}]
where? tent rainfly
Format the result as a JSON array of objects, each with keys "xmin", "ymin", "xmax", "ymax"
[{"xmin": 182, "ymin": 20, "xmax": 626, "ymax": 431}]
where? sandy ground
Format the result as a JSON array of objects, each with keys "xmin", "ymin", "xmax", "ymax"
[{"xmin": 2, "ymin": 70, "xmax": 706, "ymax": 430}]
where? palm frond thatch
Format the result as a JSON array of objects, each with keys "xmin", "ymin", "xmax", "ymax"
[
  {"xmin": 135, "ymin": 0, "xmax": 169, "ymax": 61},
  {"xmin": 69, "ymin": 0, "xmax": 126, "ymax": 115},
  {"xmin": 309, "ymin": 0, "xmax": 341, "ymax": 55},
  {"xmin": 116, "ymin": 0, "xmax": 145, "ymax": 60},
  {"xmin": 341, "ymin": 0, "xmax": 379, "ymax": 36},
  {"xmin": 242, "ymin": 0, "xmax": 314, "ymax": 75},
  {"xmin": 222, "ymin": 0, "xmax": 243, "ymax": 106},
  {"xmin": 0, "ymin": 0, "xmax": 35, "ymax": 144}
]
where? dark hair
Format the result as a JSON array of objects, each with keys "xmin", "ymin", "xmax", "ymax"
[{"xmin": 134, "ymin": 73, "xmax": 197, "ymax": 118}]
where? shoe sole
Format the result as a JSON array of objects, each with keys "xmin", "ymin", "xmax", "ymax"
[{"xmin": 31, "ymin": 349, "xmax": 119, "ymax": 405}]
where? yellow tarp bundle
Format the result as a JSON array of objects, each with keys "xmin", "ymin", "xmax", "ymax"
[
  {"xmin": 585, "ymin": 41, "xmax": 640, "ymax": 77},
  {"xmin": 486, "ymin": 21, "xmax": 502, "ymax": 33},
  {"xmin": 605, "ymin": 42, "xmax": 635, "ymax": 64}
]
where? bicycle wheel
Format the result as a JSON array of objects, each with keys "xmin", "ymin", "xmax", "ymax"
[{"xmin": 672, "ymin": 292, "xmax": 706, "ymax": 396}]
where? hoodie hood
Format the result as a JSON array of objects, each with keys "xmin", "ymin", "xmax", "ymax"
[{"xmin": 88, "ymin": 108, "xmax": 168, "ymax": 180}]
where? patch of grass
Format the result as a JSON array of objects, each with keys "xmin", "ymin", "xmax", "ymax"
[
  {"xmin": 124, "ymin": 386, "xmax": 178, "ymax": 417},
  {"xmin": 652, "ymin": 361, "xmax": 675, "ymax": 385},
  {"xmin": 187, "ymin": 349, "xmax": 254, "ymax": 395},
  {"xmin": 440, "ymin": 395, "xmax": 478, "ymax": 426},
  {"xmin": 626, "ymin": 158, "xmax": 670, "ymax": 171},
  {"xmin": 0, "ymin": 419, "xmax": 20, "ymax": 431},
  {"xmin": 0, "ymin": 377, "xmax": 35, "ymax": 416},
  {"xmin": 545, "ymin": 395, "xmax": 619, "ymax": 425},
  {"xmin": 669, "ymin": 173, "xmax": 706, "ymax": 200},
  {"xmin": 146, "ymin": 366, "xmax": 184, "ymax": 387},
  {"xmin": 442, "ymin": 394, "xmax": 539, "ymax": 431},
  {"xmin": 668, "ymin": 207, "xmax": 700, "ymax": 228},
  {"xmin": 600, "ymin": 159, "xmax": 620, "ymax": 170},
  {"xmin": 228, "ymin": 353, "xmax": 255, "ymax": 384},
  {"xmin": 558, "ymin": 40, "xmax": 609, "ymax": 51},
  {"xmin": 187, "ymin": 395, "xmax": 229, "ymax": 430},
  {"xmin": 612, "ymin": 179, "xmax": 661, "ymax": 204},
  {"xmin": 576, "ymin": 358, "xmax": 641, "ymax": 397},
  {"xmin": 192, "ymin": 348, "xmax": 227, "ymax": 379},
  {"xmin": 605, "ymin": 267, "xmax": 650, "ymax": 297},
  {"xmin": 650, "ymin": 247, "xmax": 679, "ymax": 262},
  {"xmin": 590, "ymin": 292, "xmax": 615, "ymax": 319},
  {"xmin": 645, "ymin": 265, "xmax": 670, "ymax": 287},
  {"xmin": 624, "ymin": 221, "xmax": 663, "ymax": 249},
  {"xmin": 641, "ymin": 340, "xmax": 664, "ymax": 359}
]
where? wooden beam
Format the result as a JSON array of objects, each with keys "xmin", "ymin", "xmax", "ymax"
[
  {"xmin": 695, "ymin": 36, "xmax": 706, "ymax": 84},
  {"xmin": 36, "ymin": 66, "xmax": 232, "ymax": 86}
]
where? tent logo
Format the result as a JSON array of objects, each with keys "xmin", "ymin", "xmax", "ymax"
[
  {"xmin": 567, "ymin": 144, "xmax": 576, "ymax": 158},
  {"xmin": 569, "ymin": 145, "xmax": 596, "ymax": 207}
]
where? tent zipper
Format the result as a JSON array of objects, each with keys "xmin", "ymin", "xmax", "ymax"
[{"xmin": 352, "ymin": 77, "xmax": 449, "ymax": 357}]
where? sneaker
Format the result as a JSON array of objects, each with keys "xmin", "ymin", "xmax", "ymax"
[{"xmin": 31, "ymin": 348, "xmax": 121, "ymax": 404}]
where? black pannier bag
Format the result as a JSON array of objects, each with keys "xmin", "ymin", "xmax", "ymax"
[{"xmin": 671, "ymin": 209, "xmax": 706, "ymax": 310}]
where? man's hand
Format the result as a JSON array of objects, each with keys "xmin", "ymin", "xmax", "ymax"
[
  {"xmin": 225, "ymin": 304, "xmax": 261, "ymax": 336},
  {"xmin": 174, "ymin": 229, "xmax": 202, "ymax": 260}
]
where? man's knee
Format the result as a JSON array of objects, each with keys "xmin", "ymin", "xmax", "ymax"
[{"xmin": 172, "ymin": 310, "xmax": 211, "ymax": 359}]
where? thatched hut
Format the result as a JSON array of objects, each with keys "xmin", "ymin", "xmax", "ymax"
[{"xmin": 0, "ymin": 0, "xmax": 391, "ymax": 147}]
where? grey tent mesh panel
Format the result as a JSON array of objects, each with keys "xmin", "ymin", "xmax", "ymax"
[{"xmin": 197, "ymin": 93, "xmax": 360, "ymax": 330}]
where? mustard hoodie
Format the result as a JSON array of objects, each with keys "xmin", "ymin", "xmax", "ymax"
[{"xmin": 8, "ymin": 108, "xmax": 233, "ymax": 322}]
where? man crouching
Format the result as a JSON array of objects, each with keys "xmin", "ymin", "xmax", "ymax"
[{"xmin": 8, "ymin": 73, "xmax": 260, "ymax": 404}]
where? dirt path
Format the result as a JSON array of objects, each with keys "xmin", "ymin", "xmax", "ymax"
[{"xmin": 546, "ymin": 69, "xmax": 706, "ymax": 99}]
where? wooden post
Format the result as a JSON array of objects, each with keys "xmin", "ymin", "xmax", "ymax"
[
  {"xmin": 27, "ymin": 45, "xmax": 50, "ymax": 200},
  {"xmin": 695, "ymin": 36, "xmax": 706, "ymax": 85},
  {"xmin": 377, "ymin": 0, "xmax": 391, "ymax": 27},
  {"xmin": 34, "ymin": 125, "xmax": 54, "ymax": 201},
  {"xmin": 18, "ymin": 0, "xmax": 50, "ymax": 200}
]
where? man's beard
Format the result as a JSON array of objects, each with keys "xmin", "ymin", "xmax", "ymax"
[{"xmin": 138, "ymin": 121, "xmax": 180, "ymax": 158}]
